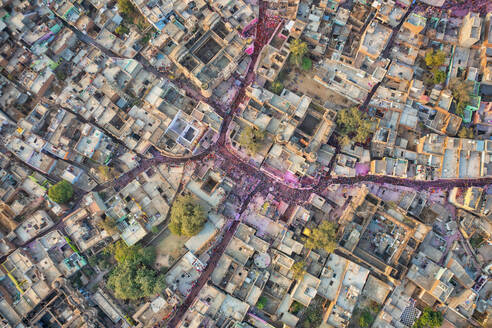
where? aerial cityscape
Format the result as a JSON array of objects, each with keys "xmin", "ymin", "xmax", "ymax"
[{"xmin": 0, "ymin": 0, "xmax": 491, "ymax": 327}]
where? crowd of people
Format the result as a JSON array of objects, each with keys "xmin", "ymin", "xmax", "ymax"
[{"xmin": 415, "ymin": 0, "xmax": 491, "ymax": 17}]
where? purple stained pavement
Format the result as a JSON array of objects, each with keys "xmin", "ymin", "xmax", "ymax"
[{"xmin": 355, "ymin": 163, "xmax": 370, "ymax": 176}]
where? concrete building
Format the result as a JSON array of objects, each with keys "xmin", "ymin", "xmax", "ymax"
[
  {"xmin": 63, "ymin": 208, "xmax": 107, "ymax": 253},
  {"xmin": 319, "ymin": 253, "xmax": 369, "ymax": 328},
  {"xmin": 232, "ymin": 86, "xmax": 335, "ymax": 182},
  {"xmin": 406, "ymin": 252, "xmax": 455, "ymax": 305},
  {"xmin": 169, "ymin": 12, "xmax": 247, "ymax": 97},
  {"xmin": 339, "ymin": 192, "xmax": 430, "ymax": 283},
  {"xmin": 373, "ymin": 280, "xmax": 421, "ymax": 328},
  {"xmin": 459, "ymin": 12, "xmax": 481, "ymax": 48},
  {"xmin": 481, "ymin": 13, "xmax": 492, "ymax": 86},
  {"xmin": 14, "ymin": 210, "xmax": 54, "ymax": 243},
  {"xmin": 265, "ymin": 0, "xmax": 300, "ymax": 20},
  {"xmin": 357, "ymin": 20, "xmax": 393, "ymax": 60},
  {"xmin": 256, "ymin": 22, "xmax": 299, "ymax": 83},
  {"xmin": 103, "ymin": 166, "xmax": 178, "ymax": 246},
  {"xmin": 416, "ymin": 134, "xmax": 487, "ymax": 180}
]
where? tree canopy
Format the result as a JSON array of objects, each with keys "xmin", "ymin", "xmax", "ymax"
[
  {"xmin": 97, "ymin": 165, "xmax": 118, "ymax": 182},
  {"xmin": 238, "ymin": 126, "xmax": 266, "ymax": 154},
  {"xmin": 301, "ymin": 57, "xmax": 312, "ymax": 71},
  {"xmin": 117, "ymin": 0, "xmax": 137, "ymax": 16},
  {"xmin": 450, "ymin": 78, "xmax": 473, "ymax": 102},
  {"xmin": 48, "ymin": 180, "xmax": 73, "ymax": 204},
  {"xmin": 425, "ymin": 49, "xmax": 446, "ymax": 68},
  {"xmin": 270, "ymin": 80, "xmax": 284, "ymax": 95},
  {"xmin": 169, "ymin": 195, "xmax": 206, "ymax": 237},
  {"xmin": 449, "ymin": 78, "xmax": 473, "ymax": 117},
  {"xmin": 89, "ymin": 251, "xmax": 112, "ymax": 270},
  {"xmin": 99, "ymin": 216, "xmax": 118, "ymax": 234},
  {"xmin": 305, "ymin": 221, "xmax": 337, "ymax": 253},
  {"xmin": 292, "ymin": 261, "xmax": 306, "ymax": 280},
  {"xmin": 289, "ymin": 39, "xmax": 308, "ymax": 67},
  {"xmin": 106, "ymin": 240, "xmax": 155, "ymax": 264},
  {"xmin": 360, "ymin": 308, "xmax": 375, "ymax": 327},
  {"xmin": 423, "ymin": 50, "xmax": 447, "ymax": 87},
  {"xmin": 413, "ymin": 308, "xmax": 443, "ymax": 328},
  {"xmin": 431, "ymin": 68, "xmax": 446, "ymax": 85},
  {"xmin": 458, "ymin": 127, "xmax": 474, "ymax": 139},
  {"xmin": 116, "ymin": 0, "xmax": 151, "ymax": 31},
  {"xmin": 300, "ymin": 300, "xmax": 323, "ymax": 328},
  {"xmin": 338, "ymin": 135, "xmax": 351, "ymax": 147},
  {"xmin": 470, "ymin": 234, "xmax": 484, "ymax": 249},
  {"xmin": 256, "ymin": 296, "xmax": 267, "ymax": 310},
  {"xmin": 115, "ymin": 25, "xmax": 129, "ymax": 36},
  {"xmin": 107, "ymin": 241, "xmax": 166, "ymax": 300},
  {"xmin": 336, "ymin": 107, "xmax": 372, "ymax": 144}
]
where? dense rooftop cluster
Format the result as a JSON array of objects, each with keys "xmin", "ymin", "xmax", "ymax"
[{"xmin": 0, "ymin": 0, "xmax": 491, "ymax": 327}]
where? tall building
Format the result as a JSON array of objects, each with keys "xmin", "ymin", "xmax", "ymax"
[
  {"xmin": 459, "ymin": 12, "xmax": 481, "ymax": 48},
  {"xmin": 265, "ymin": 0, "xmax": 300, "ymax": 20}
]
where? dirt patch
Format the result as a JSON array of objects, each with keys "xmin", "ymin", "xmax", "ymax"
[
  {"xmin": 284, "ymin": 67, "xmax": 356, "ymax": 109},
  {"xmin": 151, "ymin": 228, "xmax": 188, "ymax": 269}
]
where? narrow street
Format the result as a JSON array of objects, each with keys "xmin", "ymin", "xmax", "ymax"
[
  {"xmin": 359, "ymin": 1, "xmax": 417, "ymax": 111},
  {"xmin": 167, "ymin": 179, "xmax": 266, "ymax": 327}
]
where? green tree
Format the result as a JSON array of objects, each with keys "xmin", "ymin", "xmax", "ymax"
[
  {"xmin": 48, "ymin": 180, "xmax": 73, "ymax": 204},
  {"xmin": 55, "ymin": 71, "xmax": 67, "ymax": 80},
  {"xmin": 455, "ymin": 101, "xmax": 466, "ymax": 117},
  {"xmin": 141, "ymin": 32, "xmax": 152, "ymax": 45},
  {"xmin": 111, "ymin": 240, "xmax": 136, "ymax": 263},
  {"xmin": 88, "ymin": 255, "xmax": 98, "ymax": 267},
  {"xmin": 96, "ymin": 252, "xmax": 112, "ymax": 270},
  {"xmin": 169, "ymin": 195, "xmax": 206, "ymax": 236},
  {"xmin": 305, "ymin": 221, "xmax": 337, "ymax": 253},
  {"xmin": 270, "ymin": 80, "xmax": 284, "ymax": 95},
  {"xmin": 458, "ymin": 127, "xmax": 474, "ymax": 139},
  {"xmin": 336, "ymin": 107, "xmax": 372, "ymax": 144},
  {"xmin": 449, "ymin": 78, "xmax": 473, "ymax": 117},
  {"xmin": 98, "ymin": 165, "xmax": 117, "ymax": 182},
  {"xmin": 300, "ymin": 301, "xmax": 323, "ymax": 328},
  {"xmin": 413, "ymin": 308, "xmax": 443, "ymax": 328},
  {"xmin": 339, "ymin": 135, "xmax": 351, "ymax": 147},
  {"xmin": 115, "ymin": 25, "xmax": 129, "ymax": 35},
  {"xmin": 108, "ymin": 240, "xmax": 155, "ymax": 264},
  {"xmin": 292, "ymin": 261, "xmax": 306, "ymax": 280},
  {"xmin": 425, "ymin": 49, "xmax": 446, "ymax": 68},
  {"xmin": 450, "ymin": 78, "xmax": 473, "ymax": 103},
  {"xmin": 301, "ymin": 57, "xmax": 312, "ymax": 71},
  {"xmin": 256, "ymin": 296, "xmax": 267, "ymax": 310},
  {"xmin": 238, "ymin": 126, "xmax": 265, "ymax": 154},
  {"xmin": 106, "ymin": 243, "xmax": 165, "ymax": 300},
  {"xmin": 107, "ymin": 262, "xmax": 166, "ymax": 300},
  {"xmin": 431, "ymin": 68, "xmax": 446, "ymax": 85},
  {"xmin": 289, "ymin": 39, "xmax": 308, "ymax": 67},
  {"xmin": 289, "ymin": 301, "xmax": 305, "ymax": 315},
  {"xmin": 369, "ymin": 301, "xmax": 381, "ymax": 313},
  {"xmin": 99, "ymin": 216, "xmax": 118, "ymax": 234},
  {"xmin": 117, "ymin": 0, "xmax": 136, "ymax": 16},
  {"xmin": 470, "ymin": 234, "xmax": 484, "ymax": 249},
  {"xmin": 360, "ymin": 308, "xmax": 375, "ymax": 327}
]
